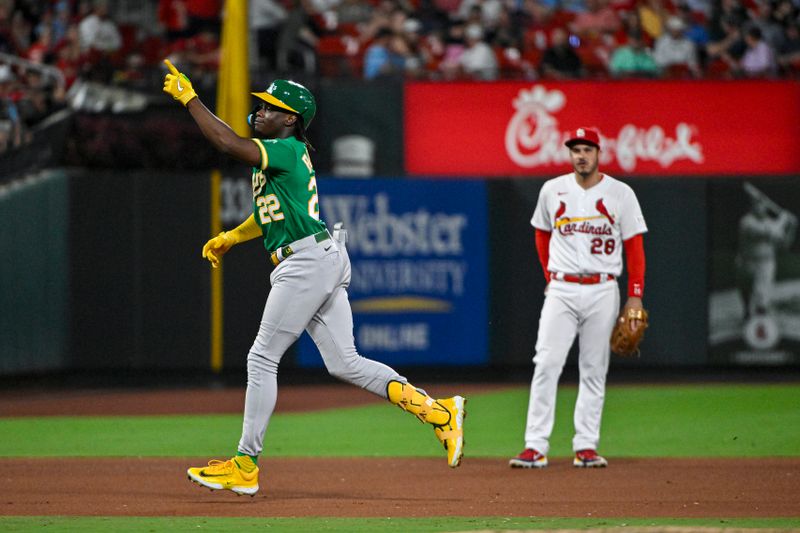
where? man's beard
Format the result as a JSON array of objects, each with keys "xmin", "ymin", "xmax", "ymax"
[{"xmin": 574, "ymin": 161, "xmax": 597, "ymax": 178}]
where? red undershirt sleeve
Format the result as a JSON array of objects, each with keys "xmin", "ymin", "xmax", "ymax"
[
  {"xmin": 623, "ymin": 233, "xmax": 645, "ymax": 297},
  {"xmin": 535, "ymin": 229, "xmax": 551, "ymax": 283}
]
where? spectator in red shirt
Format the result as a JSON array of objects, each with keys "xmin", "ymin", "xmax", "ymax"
[
  {"xmin": 27, "ymin": 25, "xmax": 53, "ymax": 64},
  {"xmin": 158, "ymin": 0, "xmax": 190, "ymax": 42},
  {"xmin": 55, "ymin": 30, "xmax": 84, "ymax": 88},
  {"xmin": 166, "ymin": 28, "xmax": 219, "ymax": 87},
  {"xmin": 570, "ymin": 0, "xmax": 622, "ymax": 38},
  {"xmin": 186, "ymin": 0, "xmax": 222, "ymax": 36}
]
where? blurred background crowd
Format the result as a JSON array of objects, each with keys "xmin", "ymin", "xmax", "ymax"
[{"xmin": 0, "ymin": 0, "xmax": 798, "ymax": 153}]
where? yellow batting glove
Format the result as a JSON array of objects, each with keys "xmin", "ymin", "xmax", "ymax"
[
  {"xmin": 202, "ymin": 232, "xmax": 237, "ymax": 268},
  {"xmin": 162, "ymin": 59, "xmax": 197, "ymax": 107}
]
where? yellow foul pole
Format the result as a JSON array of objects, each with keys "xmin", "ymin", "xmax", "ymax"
[{"xmin": 211, "ymin": 0, "xmax": 250, "ymax": 373}]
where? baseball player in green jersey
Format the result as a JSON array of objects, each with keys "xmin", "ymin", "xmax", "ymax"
[{"xmin": 162, "ymin": 60, "xmax": 466, "ymax": 496}]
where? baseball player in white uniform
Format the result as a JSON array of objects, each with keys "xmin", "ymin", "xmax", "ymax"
[{"xmin": 509, "ymin": 127, "xmax": 647, "ymax": 469}]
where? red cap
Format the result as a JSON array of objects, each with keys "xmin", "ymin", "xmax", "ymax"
[{"xmin": 565, "ymin": 127, "xmax": 601, "ymax": 149}]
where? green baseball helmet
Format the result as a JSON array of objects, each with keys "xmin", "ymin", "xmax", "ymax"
[{"xmin": 252, "ymin": 80, "xmax": 316, "ymax": 127}]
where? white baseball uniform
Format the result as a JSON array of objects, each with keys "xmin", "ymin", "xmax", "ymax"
[{"xmin": 523, "ymin": 172, "xmax": 647, "ymax": 455}]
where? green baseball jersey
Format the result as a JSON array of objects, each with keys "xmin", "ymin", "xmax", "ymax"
[{"xmin": 250, "ymin": 136, "xmax": 326, "ymax": 252}]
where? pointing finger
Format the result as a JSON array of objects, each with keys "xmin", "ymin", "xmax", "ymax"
[{"xmin": 163, "ymin": 59, "xmax": 179, "ymax": 75}]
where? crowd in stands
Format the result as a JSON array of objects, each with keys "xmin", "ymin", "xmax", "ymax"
[
  {"xmin": 0, "ymin": 0, "xmax": 117, "ymax": 153},
  {"xmin": 0, "ymin": 0, "xmax": 798, "ymax": 153},
  {"xmin": 315, "ymin": 0, "xmax": 800, "ymax": 79},
  {"xmin": 0, "ymin": 0, "xmax": 227, "ymax": 154}
]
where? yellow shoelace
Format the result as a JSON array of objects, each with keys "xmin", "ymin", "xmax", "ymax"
[{"xmin": 203, "ymin": 459, "xmax": 234, "ymax": 474}]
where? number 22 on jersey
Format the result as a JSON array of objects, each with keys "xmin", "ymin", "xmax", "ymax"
[
  {"xmin": 255, "ymin": 179, "xmax": 319, "ymax": 224},
  {"xmin": 252, "ymin": 154, "xmax": 319, "ymax": 225},
  {"xmin": 256, "ymin": 194, "xmax": 284, "ymax": 224}
]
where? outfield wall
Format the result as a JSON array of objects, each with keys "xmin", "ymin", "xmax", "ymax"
[
  {"xmin": 3, "ymin": 79, "xmax": 799, "ymax": 375},
  {"xmin": 0, "ymin": 171, "xmax": 69, "ymax": 373},
  {"xmin": 4, "ymin": 171, "xmax": 797, "ymax": 374}
]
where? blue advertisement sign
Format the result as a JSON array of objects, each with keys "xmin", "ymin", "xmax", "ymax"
[{"xmin": 297, "ymin": 178, "xmax": 488, "ymax": 367}]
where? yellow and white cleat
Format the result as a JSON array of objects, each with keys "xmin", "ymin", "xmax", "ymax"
[
  {"xmin": 432, "ymin": 396, "xmax": 466, "ymax": 468},
  {"xmin": 187, "ymin": 457, "xmax": 259, "ymax": 496}
]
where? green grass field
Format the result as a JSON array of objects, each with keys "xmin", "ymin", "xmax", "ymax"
[
  {"xmin": 2, "ymin": 383, "xmax": 799, "ymax": 532},
  {"xmin": 2, "ymin": 516, "xmax": 799, "ymax": 532},
  {"xmin": 2, "ymin": 384, "xmax": 798, "ymax": 458}
]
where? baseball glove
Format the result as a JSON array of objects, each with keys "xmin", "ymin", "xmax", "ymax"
[{"xmin": 610, "ymin": 308, "xmax": 649, "ymax": 357}]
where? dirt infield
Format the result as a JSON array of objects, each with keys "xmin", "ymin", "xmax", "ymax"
[
  {"xmin": 1, "ymin": 385, "xmax": 799, "ymax": 518},
  {"xmin": 2, "ymin": 456, "xmax": 800, "ymax": 518}
]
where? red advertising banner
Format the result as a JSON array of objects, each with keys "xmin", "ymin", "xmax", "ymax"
[{"xmin": 404, "ymin": 81, "xmax": 800, "ymax": 177}]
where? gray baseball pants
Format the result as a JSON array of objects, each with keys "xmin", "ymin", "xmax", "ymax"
[{"xmin": 238, "ymin": 235, "xmax": 405, "ymax": 457}]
